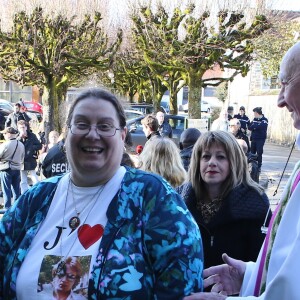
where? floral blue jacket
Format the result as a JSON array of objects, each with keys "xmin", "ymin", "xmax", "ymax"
[{"xmin": 0, "ymin": 167, "xmax": 203, "ymax": 300}]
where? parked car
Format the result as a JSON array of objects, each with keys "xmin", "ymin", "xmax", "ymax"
[
  {"xmin": 0, "ymin": 99, "xmax": 13, "ymax": 114},
  {"xmin": 0, "ymin": 99, "xmax": 13, "ymax": 131},
  {"xmin": 127, "ymin": 114, "xmax": 187, "ymax": 148},
  {"xmin": 125, "ymin": 109, "xmax": 144, "ymax": 121},
  {"xmin": 128, "ymin": 103, "xmax": 167, "ymax": 115},
  {"xmin": 183, "ymin": 100, "xmax": 211, "ymax": 113},
  {"xmin": 23, "ymin": 101, "xmax": 43, "ymax": 122}
]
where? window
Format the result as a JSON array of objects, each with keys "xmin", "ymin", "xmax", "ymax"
[{"xmin": 203, "ymin": 87, "xmax": 216, "ymax": 97}]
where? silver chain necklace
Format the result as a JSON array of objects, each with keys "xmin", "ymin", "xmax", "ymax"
[
  {"xmin": 57, "ymin": 177, "xmax": 106, "ymax": 273},
  {"xmin": 68, "ymin": 178, "xmax": 103, "ymax": 230}
]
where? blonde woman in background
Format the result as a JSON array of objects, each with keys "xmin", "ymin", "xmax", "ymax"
[{"xmin": 139, "ymin": 137, "xmax": 186, "ymax": 187}]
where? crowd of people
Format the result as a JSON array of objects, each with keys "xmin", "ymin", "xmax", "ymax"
[
  {"xmin": 0, "ymin": 42, "xmax": 299, "ymax": 299},
  {"xmin": 212, "ymin": 104, "xmax": 268, "ymax": 173}
]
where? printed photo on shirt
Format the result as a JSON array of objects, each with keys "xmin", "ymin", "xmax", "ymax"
[{"xmin": 37, "ymin": 255, "xmax": 91, "ymax": 300}]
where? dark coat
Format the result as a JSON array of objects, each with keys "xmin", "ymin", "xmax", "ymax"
[
  {"xmin": 18, "ymin": 131, "xmax": 42, "ymax": 170},
  {"xmin": 176, "ymin": 183, "xmax": 271, "ymax": 268},
  {"xmin": 249, "ymin": 116, "xmax": 268, "ymax": 140},
  {"xmin": 180, "ymin": 145, "xmax": 194, "ymax": 171},
  {"xmin": 42, "ymin": 140, "xmax": 68, "ymax": 178},
  {"xmin": 235, "ymin": 130, "xmax": 250, "ymax": 152},
  {"xmin": 5, "ymin": 112, "xmax": 31, "ymax": 129},
  {"xmin": 158, "ymin": 122, "xmax": 173, "ymax": 138},
  {"xmin": 234, "ymin": 113, "xmax": 250, "ymax": 132}
]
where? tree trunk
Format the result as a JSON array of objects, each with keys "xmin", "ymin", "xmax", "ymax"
[
  {"xmin": 43, "ymin": 77, "xmax": 64, "ymax": 136},
  {"xmin": 188, "ymin": 71, "xmax": 203, "ymax": 119},
  {"xmin": 151, "ymin": 78, "xmax": 167, "ymax": 112}
]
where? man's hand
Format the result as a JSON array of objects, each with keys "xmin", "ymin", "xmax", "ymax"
[{"xmin": 183, "ymin": 254, "xmax": 246, "ymax": 300}]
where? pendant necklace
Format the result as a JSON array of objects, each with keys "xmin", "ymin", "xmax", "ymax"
[
  {"xmin": 69, "ymin": 181, "xmax": 81, "ymax": 230},
  {"xmin": 68, "ymin": 177, "xmax": 103, "ymax": 230},
  {"xmin": 57, "ymin": 177, "xmax": 106, "ymax": 273}
]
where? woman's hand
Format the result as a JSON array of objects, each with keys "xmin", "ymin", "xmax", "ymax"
[{"xmin": 183, "ymin": 253, "xmax": 246, "ymax": 300}]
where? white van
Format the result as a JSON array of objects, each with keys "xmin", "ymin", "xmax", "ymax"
[{"xmin": 183, "ymin": 100, "xmax": 211, "ymax": 113}]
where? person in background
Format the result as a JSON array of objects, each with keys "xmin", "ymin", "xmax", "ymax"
[
  {"xmin": 141, "ymin": 114, "xmax": 161, "ymax": 143},
  {"xmin": 42, "ymin": 131, "xmax": 68, "ymax": 178},
  {"xmin": 227, "ymin": 106, "xmax": 234, "ymax": 121},
  {"xmin": 156, "ymin": 111, "xmax": 172, "ymax": 138},
  {"xmin": 0, "ymin": 88, "xmax": 203, "ymax": 299},
  {"xmin": 237, "ymin": 139, "xmax": 259, "ymax": 183},
  {"xmin": 139, "ymin": 137, "xmax": 187, "ymax": 188},
  {"xmin": 179, "ymin": 128, "xmax": 202, "ymax": 171},
  {"xmin": 5, "ymin": 103, "xmax": 31, "ymax": 129},
  {"xmin": 211, "ymin": 110, "xmax": 229, "ymax": 131},
  {"xmin": 234, "ymin": 106, "xmax": 250, "ymax": 134},
  {"xmin": 0, "ymin": 127, "xmax": 24, "ymax": 209},
  {"xmin": 176, "ymin": 130, "xmax": 270, "ymax": 270},
  {"xmin": 249, "ymin": 107, "xmax": 268, "ymax": 172},
  {"xmin": 38, "ymin": 130, "xmax": 60, "ymax": 176},
  {"xmin": 183, "ymin": 41, "xmax": 300, "ymax": 300},
  {"xmin": 17, "ymin": 120, "xmax": 42, "ymax": 193},
  {"xmin": 229, "ymin": 118, "xmax": 250, "ymax": 152}
]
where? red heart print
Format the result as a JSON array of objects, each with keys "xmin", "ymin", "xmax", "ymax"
[{"xmin": 78, "ymin": 224, "xmax": 104, "ymax": 249}]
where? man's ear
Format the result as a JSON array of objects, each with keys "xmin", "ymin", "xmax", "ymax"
[{"xmin": 121, "ymin": 127, "xmax": 128, "ymax": 142}]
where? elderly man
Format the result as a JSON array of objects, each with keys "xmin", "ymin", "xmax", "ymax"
[
  {"xmin": 229, "ymin": 118, "xmax": 250, "ymax": 152},
  {"xmin": 183, "ymin": 42, "xmax": 300, "ymax": 300},
  {"xmin": 0, "ymin": 127, "xmax": 25, "ymax": 208},
  {"xmin": 156, "ymin": 111, "xmax": 172, "ymax": 138}
]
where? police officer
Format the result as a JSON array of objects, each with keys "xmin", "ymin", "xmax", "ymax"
[
  {"xmin": 248, "ymin": 107, "xmax": 268, "ymax": 172},
  {"xmin": 234, "ymin": 106, "xmax": 250, "ymax": 134}
]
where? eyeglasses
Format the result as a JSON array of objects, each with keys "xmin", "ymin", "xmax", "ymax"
[
  {"xmin": 57, "ymin": 272, "xmax": 77, "ymax": 281},
  {"xmin": 69, "ymin": 123, "xmax": 121, "ymax": 137},
  {"xmin": 229, "ymin": 124, "xmax": 240, "ymax": 127}
]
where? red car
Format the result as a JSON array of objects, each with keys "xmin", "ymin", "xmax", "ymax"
[{"xmin": 23, "ymin": 101, "xmax": 43, "ymax": 122}]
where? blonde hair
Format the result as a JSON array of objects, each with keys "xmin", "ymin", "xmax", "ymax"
[
  {"xmin": 188, "ymin": 130, "xmax": 264, "ymax": 201},
  {"xmin": 139, "ymin": 138, "xmax": 186, "ymax": 187}
]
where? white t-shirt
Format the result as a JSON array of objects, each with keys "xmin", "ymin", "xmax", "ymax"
[{"xmin": 16, "ymin": 167, "xmax": 126, "ymax": 300}]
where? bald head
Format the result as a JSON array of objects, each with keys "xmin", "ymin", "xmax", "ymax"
[
  {"xmin": 180, "ymin": 128, "xmax": 201, "ymax": 149},
  {"xmin": 278, "ymin": 42, "xmax": 300, "ymax": 129},
  {"xmin": 280, "ymin": 42, "xmax": 300, "ymax": 81}
]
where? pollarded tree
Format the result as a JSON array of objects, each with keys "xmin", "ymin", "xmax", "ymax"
[
  {"xmin": 131, "ymin": 5, "xmax": 189, "ymax": 114},
  {"xmin": 0, "ymin": 7, "xmax": 122, "ymax": 132},
  {"xmin": 131, "ymin": 4, "xmax": 270, "ymax": 118}
]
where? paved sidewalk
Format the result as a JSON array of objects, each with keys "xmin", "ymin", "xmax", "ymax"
[{"xmin": 259, "ymin": 141, "xmax": 300, "ymax": 210}]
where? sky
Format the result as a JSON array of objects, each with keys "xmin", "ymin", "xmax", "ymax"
[{"xmin": 270, "ymin": 0, "xmax": 300, "ymax": 11}]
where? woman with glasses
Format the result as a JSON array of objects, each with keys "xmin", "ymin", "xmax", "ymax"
[
  {"xmin": 176, "ymin": 130, "xmax": 271, "ymax": 270},
  {"xmin": 38, "ymin": 256, "xmax": 86, "ymax": 300},
  {"xmin": 0, "ymin": 88, "xmax": 203, "ymax": 299}
]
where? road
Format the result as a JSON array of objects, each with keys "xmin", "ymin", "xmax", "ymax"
[{"xmin": 260, "ymin": 141, "xmax": 300, "ymax": 209}]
